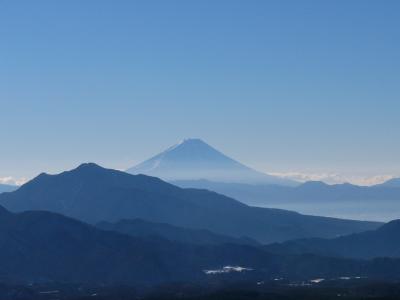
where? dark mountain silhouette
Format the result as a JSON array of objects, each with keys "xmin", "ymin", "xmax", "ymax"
[
  {"xmin": 127, "ymin": 138, "xmax": 298, "ymax": 186},
  {"xmin": 97, "ymin": 219, "xmax": 259, "ymax": 246},
  {"xmin": 0, "ymin": 205, "xmax": 270, "ymax": 284},
  {"xmin": 0, "ymin": 205, "xmax": 399, "ymax": 285},
  {"xmin": 0, "ymin": 163, "xmax": 380, "ymax": 244},
  {"xmin": 0, "ymin": 184, "xmax": 17, "ymax": 194},
  {"xmin": 174, "ymin": 180, "xmax": 400, "ymax": 221},
  {"xmin": 265, "ymin": 220, "xmax": 400, "ymax": 259}
]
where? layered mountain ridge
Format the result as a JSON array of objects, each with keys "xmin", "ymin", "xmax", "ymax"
[
  {"xmin": 174, "ymin": 179, "xmax": 400, "ymax": 221},
  {"xmin": 97, "ymin": 218, "xmax": 259, "ymax": 246},
  {"xmin": 266, "ymin": 220, "xmax": 400, "ymax": 259},
  {"xmin": 0, "ymin": 204, "xmax": 397, "ymax": 285},
  {"xmin": 0, "ymin": 163, "xmax": 379, "ymax": 244}
]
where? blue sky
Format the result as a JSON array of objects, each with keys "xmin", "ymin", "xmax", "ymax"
[{"xmin": 1, "ymin": 0, "xmax": 399, "ymax": 184}]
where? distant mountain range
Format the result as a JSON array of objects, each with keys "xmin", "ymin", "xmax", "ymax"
[
  {"xmin": 0, "ymin": 184, "xmax": 17, "ymax": 194},
  {"xmin": 266, "ymin": 220, "xmax": 400, "ymax": 259},
  {"xmin": 379, "ymin": 178, "xmax": 400, "ymax": 188},
  {"xmin": 174, "ymin": 179, "xmax": 400, "ymax": 221},
  {"xmin": 127, "ymin": 138, "xmax": 298, "ymax": 186},
  {"xmin": 97, "ymin": 219, "xmax": 259, "ymax": 246},
  {"xmin": 125, "ymin": 138, "xmax": 399, "ymax": 221},
  {"xmin": 0, "ymin": 163, "xmax": 379, "ymax": 244},
  {"xmin": 0, "ymin": 204, "xmax": 398, "ymax": 285}
]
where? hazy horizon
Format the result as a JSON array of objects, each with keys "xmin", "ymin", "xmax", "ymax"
[{"xmin": 1, "ymin": 137, "xmax": 397, "ymax": 187}]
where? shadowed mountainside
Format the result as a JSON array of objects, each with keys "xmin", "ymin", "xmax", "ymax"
[
  {"xmin": 0, "ymin": 205, "xmax": 398, "ymax": 285},
  {"xmin": 97, "ymin": 218, "xmax": 259, "ymax": 246}
]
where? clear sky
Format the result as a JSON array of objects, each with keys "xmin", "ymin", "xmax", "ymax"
[{"xmin": 1, "ymin": 0, "xmax": 399, "ymax": 185}]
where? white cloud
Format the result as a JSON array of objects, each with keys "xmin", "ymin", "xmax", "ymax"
[
  {"xmin": 0, "ymin": 177, "xmax": 27, "ymax": 186},
  {"xmin": 0, "ymin": 172, "xmax": 396, "ymax": 187},
  {"xmin": 268, "ymin": 172, "xmax": 394, "ymax": 186}
]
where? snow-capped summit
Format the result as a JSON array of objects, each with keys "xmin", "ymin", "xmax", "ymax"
[{"xmin": 127, "ymin": 139, "xmax": 297, "ymax": 186}]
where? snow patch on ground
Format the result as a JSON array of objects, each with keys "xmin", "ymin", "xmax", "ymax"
[{"xmin": 204, "ymin": 266, "xmax": 253, "ymax": 275}]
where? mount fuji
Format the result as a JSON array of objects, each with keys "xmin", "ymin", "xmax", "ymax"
[{"xmin": 127, "ymin": 138, "xmax": 297, "ymax": 186}]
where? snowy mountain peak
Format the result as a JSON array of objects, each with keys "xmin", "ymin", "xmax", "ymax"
[
  {"xmin": 163, "ymin": 138, "xmax": 216, "ymax": 155},
  {"xmin": 181, "ymin": 138, "xmax": 204, "ymax": 144},
  {"xmin": 127, "ymin": 139, "xmax": 298, "ymax": 186}
]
